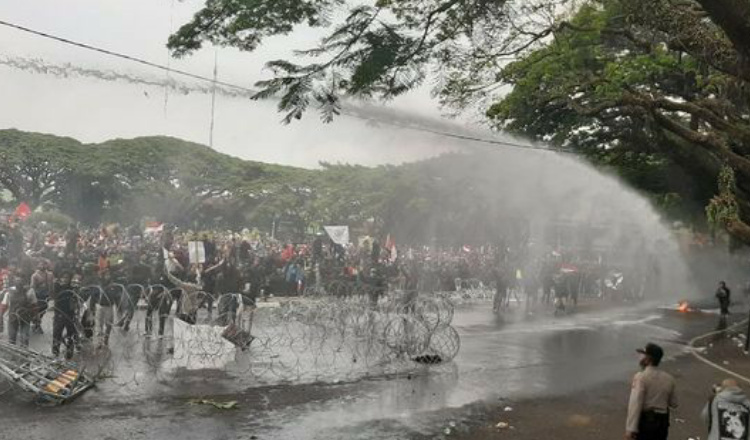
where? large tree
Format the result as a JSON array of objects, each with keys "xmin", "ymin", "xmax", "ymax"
[
  {"xmin": 0, "ymin": 130, "xmax": 284, "ymax": 227},
  {"xmin": 0, "ymin": 129, "xmax": 84, "ymax": 209},
  {"xmin": 484, "ymin": 1, "xmax": 750, "ymax": 238},
  {"xmin": 168, "ymin": 0, "xmax": 750, "ymax": 242},
  {"xmin": 0, "ymin": 129, "xmax": 647, "ymax": 245}
]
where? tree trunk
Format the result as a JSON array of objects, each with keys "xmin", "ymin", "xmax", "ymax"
[{"xmin": 727, "ymin": 218, "xmax": 750, "ymax": 244}]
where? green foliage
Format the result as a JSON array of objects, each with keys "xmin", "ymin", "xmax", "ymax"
[
  {"xmin": 481, "ymin": 2, "xmax": 743, "ymax": 227},
  {"xmin": 168, "ymin": 0, "xmax": 339, "ymax": 56},
  {"xmin": 0, "ymin": 130, "xmax": 84, "ymax": 208},
  {"xmin": 167, "ymin": 0, "xmax": 550, "ymax": 122},
  {"xmin": 0, "ymin": 129, "xmax": 583, "ymax": 245},
  {"xmin": 0, "ymin": 129, "xmax": 293, "ymax": 228},
  {"xmin": 166, "ymin": 0, "xmax": 750, "ymax": 241},
  {"xmin": 706, "ymin": 166, "xmax": 740, "ymax": 230}
]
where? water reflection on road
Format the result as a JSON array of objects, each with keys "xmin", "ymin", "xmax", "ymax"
[
  {"xmin": 250, "ymin": 304, "xmax": 692, "ymax": 440},
  {"xmin": 1, "ymin": 302, "xmax": 725, "ymax": 440}
]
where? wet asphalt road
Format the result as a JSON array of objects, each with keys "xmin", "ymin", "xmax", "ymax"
[{"xmin": 0, "ymin": 301, "xmax": 736, "ymax": 440}]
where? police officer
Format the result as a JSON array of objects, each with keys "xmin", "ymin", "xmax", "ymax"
[{"xmin": 626, "ymin": 342, "xmax": 678, "ymax": 440}]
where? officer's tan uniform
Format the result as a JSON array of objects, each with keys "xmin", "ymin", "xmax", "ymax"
[{"xmin": 626, "ymin": 366, "xmax": 678, "ymax": 435}]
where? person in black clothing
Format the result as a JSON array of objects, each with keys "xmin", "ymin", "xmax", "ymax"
[
  {"xmin": 366, "ymin": 266, "xmax": 386, "ymax": 309},
  {"xmin": 554, "ymin": 273, "xmax": 572, "ymax": 315},
  {"xmin": 161, "ymin": 224, "xmax": 175, "ymax": 251},
  {"xmin": 64, "ymin": 224, "xmax": 79, "ymax": 258},
  {"xmin": 144, "ymin": 258, "xmax": 175, "ymax": 337},
  {"xmin": 78, "ymin": 264, "xmax": 99, "ymax": 340},
  {"xmin": 540, "ymin": 262, "xmax": 555, "ymax": 304},
  {"xmin": 145, "ymin": 283, "xmax": 172, "ymax": 337},
  {"xmin": 97, "ymin": 270, "xmax": 123, "ymax": 346},
  {"xmin": 200, "ymin": 263, "xmax": 217, "ymax": 317},
  {"xmin": 219, "ymin": 261, "xmax": 242, "ymax": 316},
  {"xmin": 195, "ymin": 256, "xmax": 224, "ymax": 319},
  {"xmin": 204, "ymin": 235, "xmax": 217, "ymax": 262},
  {"xmin": 239, "ymin": 240, "xmax": 252, "ymax": 263},
  {"xmin": 493, "ymin": 267, "xmax": 508, "ymax": 312},
  {"xmin": 371, "ymin": 240, "xmax": 381, "ymax": 264},
  {"xmin": 716, "ymin": 281, "xmax": 731, "ymax": 319},
  {"xmin": 118, "ymin": 253, "xmax": 151, "ymax": 332},
  {"xmin": 312, "ymin": 235, "xmax": 323, "ymax": 262},
  {"xmin": 246, "ymin": 257, "xmax": 264, "ymax": 299},
  {"xmin": 216, "ymin": 261, "xmax": 243, "ymax": 325},
  {"xmin": 51, "ymin": 272, "xmax": 80, "ymax": 359}
]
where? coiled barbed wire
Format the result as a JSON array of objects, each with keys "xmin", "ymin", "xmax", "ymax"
[{"xmin": 4, "ymin": 281, "xmax": 463, "ymax": 393}]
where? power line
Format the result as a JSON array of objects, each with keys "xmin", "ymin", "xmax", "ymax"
[
  {"xmin": 0, "ymin": 19, "xmax": 255, "ymax": 93},
  {"xmin": 339, "ymin": 112, "xmax": 562, "ymax": 153},
  {"xmin": 0, "ymin": 18, "xmax": 570, "ymax": 154},
  {"xmin": 209, "ymin": 49, "xmax": 219, "ymax": 149}
]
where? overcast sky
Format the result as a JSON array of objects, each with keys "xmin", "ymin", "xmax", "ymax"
[{"xmin": 0, "ymin": 0, "xmax": 520, "ymax": 168}]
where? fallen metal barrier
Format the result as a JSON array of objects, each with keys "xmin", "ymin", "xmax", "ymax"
[{"xmin": 0, "ymin": 340, "xmax": 95, "ymax": 405}]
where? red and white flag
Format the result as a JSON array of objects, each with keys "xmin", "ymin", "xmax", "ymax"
[
  {"xmin": 12, "ymin": 202, "xmax": 31, "ymax": 222},
  {"xmin": 560, "ymin": 263, "xmax": 579, "ymax": 273}
]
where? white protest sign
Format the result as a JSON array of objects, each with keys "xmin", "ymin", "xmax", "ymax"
[
  {"xmin": 324, "ymin": 226, "xmax": 350, "ymax": 246},
  {"xmin": 188, "ymin": 241, "xmax": 206, "ymax": 264}
]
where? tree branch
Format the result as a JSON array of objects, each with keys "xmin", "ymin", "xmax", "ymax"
[
  {"xmin": 695, "ymin": 0, "xmax": 750, "ymax": 61},
  {"xmin": 626, "ymin": 0, "xmax": 750, "ymax": 82}
]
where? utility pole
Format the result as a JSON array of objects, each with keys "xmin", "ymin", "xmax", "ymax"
[{"xmin": 209, "ymin": 49, "xmax": 218, "ymax": 149}]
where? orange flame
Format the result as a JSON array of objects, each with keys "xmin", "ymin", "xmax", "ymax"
[{"xmin": 678, "ymin": 301, "xmax": 690, "ymax": 313}]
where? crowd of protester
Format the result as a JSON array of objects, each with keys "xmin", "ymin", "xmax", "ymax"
[{"xmin": 0, "ymin": 219, "xmax": 651, "ymax": 359}]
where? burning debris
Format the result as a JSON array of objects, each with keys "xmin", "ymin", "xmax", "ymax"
[
  {"xmin": 678, "ymin": 301, "xmax": 691, "ymax": 313},
  {"xmin": 657, "ymin": 300, "xmax": 704, "ymax": 315}
]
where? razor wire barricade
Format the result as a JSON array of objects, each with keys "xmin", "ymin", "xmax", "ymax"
[{"xmin": 1, "ymin": 282, "xmax": 462, "ymax": 395}]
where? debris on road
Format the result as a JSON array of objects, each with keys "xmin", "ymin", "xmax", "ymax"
[
  {"xmin": 0, "ymin": 341, "xmax": 95, "ymax": 405},
  {"xmin": 188, "ymin": 398, "xmax": 239, "ymax": 410}
]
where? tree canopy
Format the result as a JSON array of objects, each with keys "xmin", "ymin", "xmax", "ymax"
[
  {"xmin": 0, "ymin": 129, "xmax": 297, "ymax": 228},
  {"xmin": 0, "ymin": 129, "xmax": 656, "ymax": 248},
  {"xmin": 168, "ymin": 0, "xmax": 750, "ymax": 243}
]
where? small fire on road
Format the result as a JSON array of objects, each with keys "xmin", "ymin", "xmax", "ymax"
[{"xmin": 677, "ymin": 301, "xmax": 691, "ymax": 313}]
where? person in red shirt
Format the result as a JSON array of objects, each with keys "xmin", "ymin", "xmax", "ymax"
[{"xmin": 281, "ymin": 243, "xmax": 295, "ymax": 262}]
